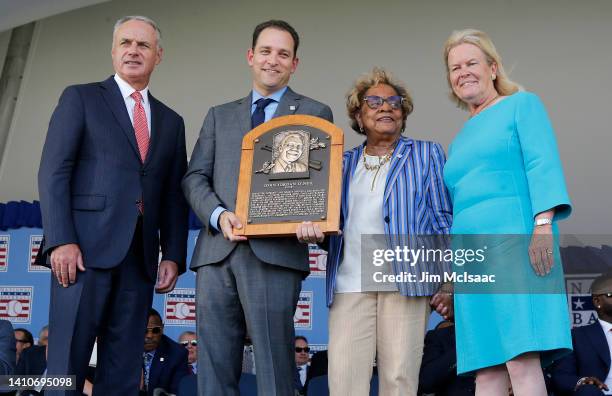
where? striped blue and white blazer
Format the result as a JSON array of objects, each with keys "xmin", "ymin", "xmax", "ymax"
[{"xmin": 325, "ymin": 136, "xmax": 453, "ymax": 306}]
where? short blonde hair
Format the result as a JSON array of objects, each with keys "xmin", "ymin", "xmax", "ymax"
[
  {"xmin": 443, "ymin": 29, "xmax": 520, "ymax": 109},
  {"xmin": 346, "ymin": 67, "xmax": 414, "ymax": 134}
]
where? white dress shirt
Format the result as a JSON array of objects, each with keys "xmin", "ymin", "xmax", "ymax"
[
  {"xmin": 298, "ymin": 363, "xmax": 308, "ymax": 386},
  {"xmin": 335, "ymin": 152, "xmax": 390, "ymax": 293},
  {"xmin": 113, "ymin": 74, "xmax": 151, "ymax": 136}
]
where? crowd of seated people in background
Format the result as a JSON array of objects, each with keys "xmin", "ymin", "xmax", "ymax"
[{"xmin": 4, "ymin": 271, "xmax": 612, "ymax": 396}]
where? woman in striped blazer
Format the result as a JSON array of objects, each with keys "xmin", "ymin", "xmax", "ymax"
[{"xmin": 297, "ymin": 68, "xmax": 453, "ymax": 396}]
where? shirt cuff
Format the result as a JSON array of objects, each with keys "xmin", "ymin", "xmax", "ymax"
[{"xmin": 209, "ymin": 206, "xmax": 227, "ymax": 232}]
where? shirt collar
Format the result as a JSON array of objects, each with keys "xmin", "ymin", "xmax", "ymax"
[
  {"xmin": 251, "ymin": 86, "xmax": 287, "ymax": 105},
  {"xmin": 599, "ymin": 318, "xmax": 612, "ymax": 333},
  {"xmin": 114, "ymin": 74, "xmax": 150, "ymax": 105}
]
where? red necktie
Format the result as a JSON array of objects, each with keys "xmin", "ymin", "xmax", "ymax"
[
  {"xmin": 131, "ymin": 91, "xmax": 150, "ymax": 162},
  {"xmin": 131, "ymin": 91, "xmax": 149, "ymax": 214}
]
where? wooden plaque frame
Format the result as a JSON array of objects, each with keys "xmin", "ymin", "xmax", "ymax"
[{"xmin": 235, "ymin": 115, "xmax": 343, "ymax": 237}]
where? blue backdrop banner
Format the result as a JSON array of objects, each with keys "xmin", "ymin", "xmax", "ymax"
[{"xmin": 0, "ymin": 228, "xmax": 328, "ymax": 346}]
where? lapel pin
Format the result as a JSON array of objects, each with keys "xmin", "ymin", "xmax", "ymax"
[
  {"xmin": 160, "ymin": 357, "xmax": 165, "ymax": 362},
  {"xmin": 289, "ymin": 105, "xmax": 296, "ymax": 111}
]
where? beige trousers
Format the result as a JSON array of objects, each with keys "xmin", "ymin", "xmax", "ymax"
[{"xmin": 328, "ymin": 292, "xmax": 430, "ymax": 396}]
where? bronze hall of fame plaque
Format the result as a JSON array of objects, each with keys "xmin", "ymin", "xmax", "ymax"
[{"xmin": 235, "ymin": 115, "xmax": 343, "ymax": 237}]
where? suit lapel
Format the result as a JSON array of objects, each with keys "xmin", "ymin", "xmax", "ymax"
[
  {"xmin": 589, "ymin": 322, "xmax": 612, "ymax": 368},
  {"xmin": 273, "ymin": 87, "xmax": 300, "ymax": 117},
  {"xmin": 384, "ymin": 136, "xmax": 413, "ymax": 203},
  {"xmin": 99, "ymin": 77, "xmax": 141, "ymax": 160},
  {"xmin": 237, "ymin": 92, "xmax": 254, "ymax": 136},
  {"xmin": 149, "ymin": 348, "xmax": 164, "ymax": 390},
  {"xmin": 145, "ymin": 93, "xmax": 163, "ymax": 167}
]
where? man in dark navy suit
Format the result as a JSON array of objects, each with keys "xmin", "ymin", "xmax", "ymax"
[
  {"xmin": 552, "ymin": 273, "xmax": 612, "ymax": 396},
  {"xmin": 418, "ymin": 321, "xmax": 475, "ymax": 396},
  {"xmin": 38, "ymin": 15, "xmax": 188, "ymax": 395},
  {"xmin": 0, "ymin": 320, "xmax": 15, "ymax": 376},
  {"xmin": 141, "ymin": 310, "xmax": 189, "ymax": 396},
  {"xmin": 15, "ymin": 344, "xmax": 47, "ymax": 396},
  {"xmin": 15, "ymin": 344, "xmax": 46, "ymax": 377}
]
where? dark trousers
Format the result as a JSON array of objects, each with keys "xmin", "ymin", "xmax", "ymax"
[
  {"xmin": 47, "ymin": 221, "xmax": 154, "ymax": 396},
  {"xmin": 196, "ymin": 243, "xmax": 303, "ymax": 396}
]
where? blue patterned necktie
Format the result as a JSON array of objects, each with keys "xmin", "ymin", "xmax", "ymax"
[
  {"xmin": 143, "ymin": 352, "xmax": 153, "ymax": 390},
  {"xmin": 251, "ymin": 98, "xmax": 275, "ymax": 128}
]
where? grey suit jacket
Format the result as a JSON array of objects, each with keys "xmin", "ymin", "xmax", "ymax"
[{"xmin": 182, "ymin": 87, "xmax": 333, "ymax": 272}]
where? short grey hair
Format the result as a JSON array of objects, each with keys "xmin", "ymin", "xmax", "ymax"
[
  {"xmin": 113, "ymin": 15, "xmax": 162, "ymax": 49},
  {"xmin": 179, "ymin": 330, "xmax": 196, "ymax": 340}
]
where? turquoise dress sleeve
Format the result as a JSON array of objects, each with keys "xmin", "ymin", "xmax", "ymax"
[{"xmin": 515, "ymin": 92, "xmax": 572, "ymax": 221}]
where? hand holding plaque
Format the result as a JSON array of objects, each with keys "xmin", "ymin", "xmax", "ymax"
[{"xmin": 235, "ymin": 115, "xmax": 343, "ymax": 237}]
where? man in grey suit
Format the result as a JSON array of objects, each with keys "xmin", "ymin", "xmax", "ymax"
[{"xmin": 182, "ymin": 20, "xmax": 333, "ymax": 396}]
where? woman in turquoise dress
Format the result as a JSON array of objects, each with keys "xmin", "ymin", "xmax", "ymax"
[{"xmin": 441, "ymin": 29, "xmax": 572, "ymax": 396}]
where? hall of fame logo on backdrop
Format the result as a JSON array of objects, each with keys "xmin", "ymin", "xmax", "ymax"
[
  {"xmin": 0, "ymin": 286, "xmax": 33, "ymax": 324},
  {"xmin": 28, "ymin": 235, "xmax": 48, "ymax": 272},
  {"xmin": 164, "ymin": 288, "xmax": 196, "ymax": 326},
  {"xmin": 566, "ymin": 274, "xmax": 598, "ymax": 327},
  {"xmin": 308, "ymin": 245, "xmax": 326, "ymax": 278},
  {"xmin": 0, "ymin": 235, "xmax": 10, "ymax": 272},
  {"xmin": 294, "ymin": 291, "xmax": 313, "ymax": 330}
]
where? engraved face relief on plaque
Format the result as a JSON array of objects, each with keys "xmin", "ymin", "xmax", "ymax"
[
  {"xmin": 271, "ymin": 131, "xmax": 308, "ymax": 174},
  {"xmin": 255, "ymin": 130, "xmax": 328, "ymax": 180}
]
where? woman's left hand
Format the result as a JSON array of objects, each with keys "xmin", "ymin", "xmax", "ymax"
[{"xmin": 528, "ymin": 224, "xmax": 554, "ymax": 276}]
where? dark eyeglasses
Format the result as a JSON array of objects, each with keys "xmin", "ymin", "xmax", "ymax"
[
  {"xmin": 295, "ymin": 347, "xmax": 310, "ymax": 353},
  {"xmin": 363, "ymin": 95, "xmax": 404, "ymax": 110},
  {"xmin": 15, "ymin": 339, "xmax": 30, "ymax": 344},
  {"xmin": 145, "ymin": 326, "xmax": 163, "ymax": 334},
  {"xmin": 596, "ymin": 292, "xmax": 612, "ymax": 298},
  {"xmin": 180, "ymin": 340, "xmax": 198, "ymax": 347}
]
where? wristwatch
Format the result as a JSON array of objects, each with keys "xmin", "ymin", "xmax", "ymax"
[{"xmin": 534, "ymin": 218, "xmax": 553, "ymax": 226}]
